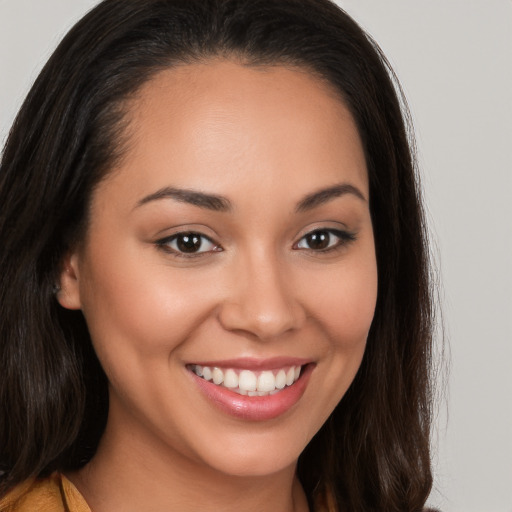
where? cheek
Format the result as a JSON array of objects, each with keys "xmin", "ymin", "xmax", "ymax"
[
  {"xmin": 301, "ymin": 244, "xmax": 377, "ymax": 413},
  {"xmin": 288, "ymin": 272, "xmax": 376, "ymax": 445},
  {"xmin": 308, "ymin": 254, "xmax": 378, "ymax": 350},
  {"xmin": 77, "ymin": 244, "xmax": 218, "ymax": 370}
]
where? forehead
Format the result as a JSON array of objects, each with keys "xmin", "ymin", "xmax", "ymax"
[{"xmin": 103, "ymin": 59, "xmax": 368, "ymax": 209}]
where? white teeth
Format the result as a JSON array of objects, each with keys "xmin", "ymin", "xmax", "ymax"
[
  {"xmin": 239, "ymin": 370, "xmax": 257, "ymax": 392},
  {"xmin": 286, "ymin": 367, "xmax": 295, "ymax": 386},
  {"xmin": 212, "ymin": 367, "xmax": 224, "ymax": 385},
  {"xmin": 257, "ymin": 371, "xmax": 276, "ymax": 392},
  {"xmin": 275, "ymin": 369, "xmax": 286, "ymax": 389},
  {"xmin": 202, "ymin": 366, "xmax": 212, "ymax": 381},
  {"xmin": 191, "ymin": 364, "xmax": 304, "ymax": 395},
  {"xmin": 224, "ymin": 369, "xmax": 238, "ymax": 389}
]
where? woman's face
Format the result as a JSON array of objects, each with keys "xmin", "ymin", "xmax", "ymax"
[{"xmin": 59, "ymin": 60, "xmax": 377, "ymax": 478}]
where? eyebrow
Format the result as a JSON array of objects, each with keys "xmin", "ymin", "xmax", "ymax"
[
  {"xmin": 136, "ymin": 182, "xmax": 366, "ymax": 213},
  {"xmin": 136, "ymin": 187, "xmax": 232, "ymax": 212},
  {"xmin": 295, "ymin": 183, "xmax": 367, "ymax": 212}
]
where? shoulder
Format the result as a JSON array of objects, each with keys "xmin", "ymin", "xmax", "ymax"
[
  {"xmin": 0, "ymin": 473, "xmax": 64, "ymax": 512},
  {"xmin": 0, "ymin": 473, "xmax": 90, "ymax": 512}
]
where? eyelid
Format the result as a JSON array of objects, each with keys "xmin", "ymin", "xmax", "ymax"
[
  {"xmin": 156, "ymin": 231, "xmax": 222, "ymax": 257},
  {"xmin": 293, "ymin": 227, "xmax": 357, "ymax": 252}
]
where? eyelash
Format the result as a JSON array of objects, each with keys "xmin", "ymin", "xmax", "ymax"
[
  {"xmin": 156, "ymin": 232, "xmax": 220, "ymax": 258},
  {"xmin": 156, "ymin": 228, "xmax": 357, "ymax": 258},
  {"xmin": 293, "ymin": 229, "xmax": 357, "ymax": 253}
]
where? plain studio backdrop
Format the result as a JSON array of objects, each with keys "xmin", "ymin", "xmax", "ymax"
[{"xmin": 1, "ymin": 1, "xmax": 511, "ymax": 511}]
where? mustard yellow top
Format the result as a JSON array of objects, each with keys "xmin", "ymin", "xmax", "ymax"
[
  {"xmin": 0, "ymin": 473, "xmax": 91, "ymax": 512},
  {"xmin": 0, "ymin": 473, "xmax": 339, "ymax": 512},
  {"xmin": 0, "ymin": 474, "xmax": 440, "ymax": 512}
]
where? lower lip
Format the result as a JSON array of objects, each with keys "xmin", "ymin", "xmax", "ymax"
[{"xmin": 189, "ymin": 364, "xmax": 314, "ymax": 421}]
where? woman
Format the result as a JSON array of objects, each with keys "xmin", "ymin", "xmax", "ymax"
[{"xmin": 0, "ymin": 0, "xmax": 436, "ymax": 510}]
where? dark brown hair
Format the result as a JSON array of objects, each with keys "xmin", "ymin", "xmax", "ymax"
[{"xmin": 0, "ymin": 1, "xmax": 435, "ymax": 510}]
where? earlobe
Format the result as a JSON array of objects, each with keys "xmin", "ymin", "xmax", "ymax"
[{"xmin": 56, "ymin": 252, "xmax": 82, "ymax": 310}]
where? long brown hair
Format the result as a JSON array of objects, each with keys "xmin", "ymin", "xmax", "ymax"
[{"xmin": 0, "ymin": 1, "xmax": 435, "ymax": 510}]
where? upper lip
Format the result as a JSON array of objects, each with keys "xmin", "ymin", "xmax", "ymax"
[{"xmin": 186, "ymin": 356, "xmax": 312, "ymax": 370}]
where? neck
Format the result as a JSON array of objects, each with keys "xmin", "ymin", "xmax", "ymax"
[{"xmin": 68, "ymin": 412, "xmax": 309, "ymax": 512}]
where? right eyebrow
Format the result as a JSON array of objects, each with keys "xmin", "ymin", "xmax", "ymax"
[{"xmin": 135, "ymin": 186, "xmax": 232, "ymax": 212}]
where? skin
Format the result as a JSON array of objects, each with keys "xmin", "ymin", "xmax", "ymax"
[{"xmin": 58, "ymin": 60, "xmax": 378, "ymax": 512}]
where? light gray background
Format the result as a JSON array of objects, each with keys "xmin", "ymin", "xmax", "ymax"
[{"xmin": 1, "ymin": 1, "xmax": 511, "ymax": 511}]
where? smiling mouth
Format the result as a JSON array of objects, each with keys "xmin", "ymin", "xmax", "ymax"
[{"xmin": 189, "ymin": 364, "xmax": 302, "ymax": 396}]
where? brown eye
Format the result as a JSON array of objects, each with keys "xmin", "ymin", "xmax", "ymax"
[
  {"xmin": 158, "ymin": 232, "xmax": 220, "ymax": 256},
  {"xmin": 176, "ymin": 233, "xmax": 203, "ymax": 253},
  {"xmin": 303, "ymin": 230, "xmax": 330, "ymax": 250},
  {"xmin": 295, "ymin": 229, "xmax": 356, "ymax": 252}
]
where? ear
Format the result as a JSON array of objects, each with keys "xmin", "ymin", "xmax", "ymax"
[{"xmin": 56, "ymin": 251, "xmax": 82, "ymax": 310}]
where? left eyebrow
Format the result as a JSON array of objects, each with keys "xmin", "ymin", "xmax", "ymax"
[{"xmin": 295, "ymin": 183, "xmax": 367, "ymax": 213}]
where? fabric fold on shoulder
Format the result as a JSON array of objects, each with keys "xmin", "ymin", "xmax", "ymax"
[{"xmin": 0, "ymin": 473, "xmax": 90, "ymax": 512}]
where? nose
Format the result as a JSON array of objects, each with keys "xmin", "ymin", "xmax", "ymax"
[{"xmin": 218, "ymin": 251, "xmax": 305, "ymax": 340}]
